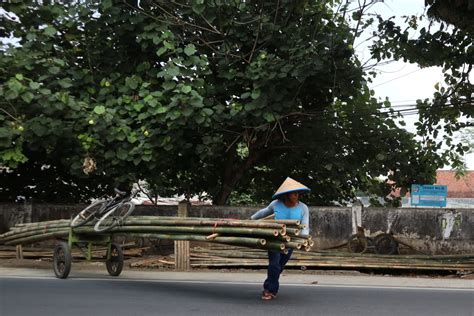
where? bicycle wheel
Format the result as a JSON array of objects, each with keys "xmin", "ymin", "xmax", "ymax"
[
  {"xmin": 94, "ymin": 202, "xmax": 135, "ymax": 233},
  {"xmin": 53, "ymin": 241, "xmax": 72, "ymax": 279},
  {"xmin": 106, "ymin": 243, "xmax": 124, "ymax": 276},
  {"xmin": 70, "ymin": 200, "xmax": 108, "ymax": 228}
]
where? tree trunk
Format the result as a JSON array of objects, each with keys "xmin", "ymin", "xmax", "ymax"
[{"xmin": 214, "ymin": 149, "xmax": 263, "ymax": 205}]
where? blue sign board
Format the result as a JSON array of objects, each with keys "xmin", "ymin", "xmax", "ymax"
[{"xmin": 411, "ymin": 184, "xmax": 447, "ymax": 207}]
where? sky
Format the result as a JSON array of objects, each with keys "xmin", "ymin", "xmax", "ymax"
[{"xmin": 354, "ymin": 0, "xmax": 474, "ymax": 169}]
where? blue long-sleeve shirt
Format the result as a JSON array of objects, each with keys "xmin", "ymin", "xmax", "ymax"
[{"xmin": 251, "ymin": 200, "xmax": 310, "ymax": 236}]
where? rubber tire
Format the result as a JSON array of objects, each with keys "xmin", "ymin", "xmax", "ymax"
[
  {"xmin": 106, "ymin": 243, "xmax": 124, "ymax": 277},
  {"xmin": 374, "ymin": 233, "xmax": 399, "ymax": 255},
  {"xmin": 94, "ymin": 202, "xmax": 135, "ymax": 233},
  {"xmin": 70, "ymin": 200, "xmax": 107, "ymax": 228},
  {"xmin": 53, "ymin": 242, "xmax": 72, "ymax": 279}
]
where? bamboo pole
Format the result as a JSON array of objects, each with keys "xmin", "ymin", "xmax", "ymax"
[
  {"xmin": 124, "ymin": 219, "xmax": 286, "ymax": 230},
  {"xmin": 126, "ymin": 233, "xmax": 268, "ymax": 248},
  {"xmin": 4, "ymin": 216, "xmax": 302, "ymax": 230},
  {"xmin": 4, "ymin": 231, "xmax": 69, "ymax": 245},
  {"xmin": 192, "ymin": 251, "xmax": 268, "ymax": 259},
  {"xmin": 3, "ymin": 223, "xmax": 282, "ymax": 241},
  {"xmin": 2, "ymin": 227, "xmax": 69, "ymax": 242},
  {"xmin": 129, "ymin": 216, "xmax": 301, "ymax": 227},
  {"xmin": 186, "ymin": 256, "xmax": 474, "ymax": 267},
  {"xmin": 284, "ymin": 242, "xmax": 303, "ymax": 250},
  {"xmin": 0, "ymin": 222, "xmax": 72, "ymax": 238},
  {"xmin": 68, "ymin": 225, "xmax": 282, "ymax": 238},
  {"xmin": 265, "ymin": 241, "xmax": 286, "ymax": 251},
  {"xmin": 295, "ymin": 251, "xmax": 474, "ymax": 261},
  {"xmin": 275, "ymin": 235, "xmax": 291, "ymax": 242},
  {"xmin": 284, "ymin": 228, "xmax": 300, "ymax": 236},
  {"xmin": 194, "ymin": 245, "xmax": 474, "ymax": 262},
  {"xmin": 174, "ymin": 201, "xmax": 190, "ymax": 272},
  {"xmin": 15, "ymin": 245, "xmax": 23, "ymax": 259},
  {"xmin": 265, "ymin": 219, "xmax": 301, "ymax": 226},
  {"xmin": 290, "ymin": 237, "xmax": 309, "ymax": 246},
  {"xmin": 10, "ymin": 219, "xmax": 70, "ymax": 228},
  {"xmin": 187, "ymin": 261, "xmax": 473, "ymax": 270},
  {"xmin": 186, "ymin": 248, "xmax": 473, "ymax": 271}
]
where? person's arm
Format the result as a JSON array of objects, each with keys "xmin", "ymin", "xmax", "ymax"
[
  {"xmin": 299, "ymin": 203, "xmax": 310, "ymax": 237},
  {"xmin": 250, "ymin": 200, "xmax": 278, "ymax": 220}
]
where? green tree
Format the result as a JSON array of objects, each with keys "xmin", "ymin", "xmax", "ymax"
[
  {"xmin": 0, "ymin": 0, "xmax": 438, "ymax": 204},
  {"xmin": 371, "ymin": 2, "xmax": 473, "ymax": 171}
]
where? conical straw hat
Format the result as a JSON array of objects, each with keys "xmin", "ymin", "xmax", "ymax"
[{"xmin": 272, "ymin": 177, "xmax": 310, "ymax": 200}]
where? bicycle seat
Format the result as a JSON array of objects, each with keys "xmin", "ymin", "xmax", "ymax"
[{"xmin": 114, "ymin": 188, "xmax": 128, "ymax": 196}]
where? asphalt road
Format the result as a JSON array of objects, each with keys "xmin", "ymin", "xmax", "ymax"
[{"xmin": 0, "ymin": 276, "xmax": 472, "ymax": 316}]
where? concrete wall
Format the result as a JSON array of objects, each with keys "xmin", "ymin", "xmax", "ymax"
[
  {"xmin": 361, "ymin": 207, "xmax": 474, "ymax": 255},
  {"xmin": 0, "ymin": 203, "xmax": 472, "ymax": 254}
]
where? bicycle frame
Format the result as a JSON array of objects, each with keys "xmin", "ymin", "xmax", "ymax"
[{"xmin": 96, "ymin": 190, "xmax": 138, "ymax": 218}]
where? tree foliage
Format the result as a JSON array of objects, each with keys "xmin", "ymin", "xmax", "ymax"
[
  {"xmin": 371, "ymin": 3, "xmax": 473, "ymax": 171},
  {"xmin": 425, "ymin": 0, "xmax": 474, "ymax": 33},
  {"xmin": 0, "ymin": 0, "xmax": 438, "ymax": 204}
]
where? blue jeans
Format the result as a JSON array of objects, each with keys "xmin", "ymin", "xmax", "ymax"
[{"xmin": 263, "ymin": 249, "xmax": 293, "ymax": 295}]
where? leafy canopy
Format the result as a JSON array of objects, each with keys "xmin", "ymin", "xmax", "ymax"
[{"xmin": 0, "ymin": 0, "xmax": 438, "ymax": 204}]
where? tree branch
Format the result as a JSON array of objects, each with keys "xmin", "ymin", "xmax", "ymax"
[
  {"xmin": 137, "ymin": 181, "xmax": 158, "ymax": 206},
  {"xmin": 246, "ymin": 0, "xmax": 264, "ymax": 64},
  {"xmin": 0, "ymin": 106, "xmax": 20, "ymax": 122},
  {"xmin": 151, "ymin": 1, "xmax": 223, "ymax": 35}
]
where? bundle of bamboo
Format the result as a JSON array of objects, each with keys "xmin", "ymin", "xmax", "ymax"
[
  {"xmin": 182, "ymin": 245, "xmax": 474, "ymax": 272},
  {"xmin": 0, "ymin": 216, "xmax": 311, "ymax": 253}
]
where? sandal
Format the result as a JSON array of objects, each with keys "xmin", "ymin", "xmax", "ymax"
[{"xmin": 261, "ymin": 290, "xmax": 277, "ymax": 300}]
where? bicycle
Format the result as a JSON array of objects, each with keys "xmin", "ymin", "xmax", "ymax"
[{"xmin": 70, "ymin": 188, "xmax": 137, "ymax": 233}]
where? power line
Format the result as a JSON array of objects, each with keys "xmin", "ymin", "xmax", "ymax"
[
  {"xmin": 278, "ymin": 103, "xmax": 458, "ymax": 126},
  {"xmin": 370, "ymin": 68, "xmax": 424, "ymax": 88}
]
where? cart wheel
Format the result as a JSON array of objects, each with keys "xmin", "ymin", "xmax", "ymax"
[
  {"xmin": 53, "ymin": 242, "xmax": 72, "ymax": 279},
  {"xmin": 347, "ymin": 234, "xmax": 374, "ymax": 253},
  {"xmin": 106, "ymin": 243, "xmax": 124, "ymax": 276},
  {"xmin": 374, "ymin": 233, "xmax": 398, "ymax": 255}
]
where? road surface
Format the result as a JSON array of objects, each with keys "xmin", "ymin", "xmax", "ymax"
[{"xmin": 1, "ymin": 275, "xmax": 472, "ymax": 316}]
